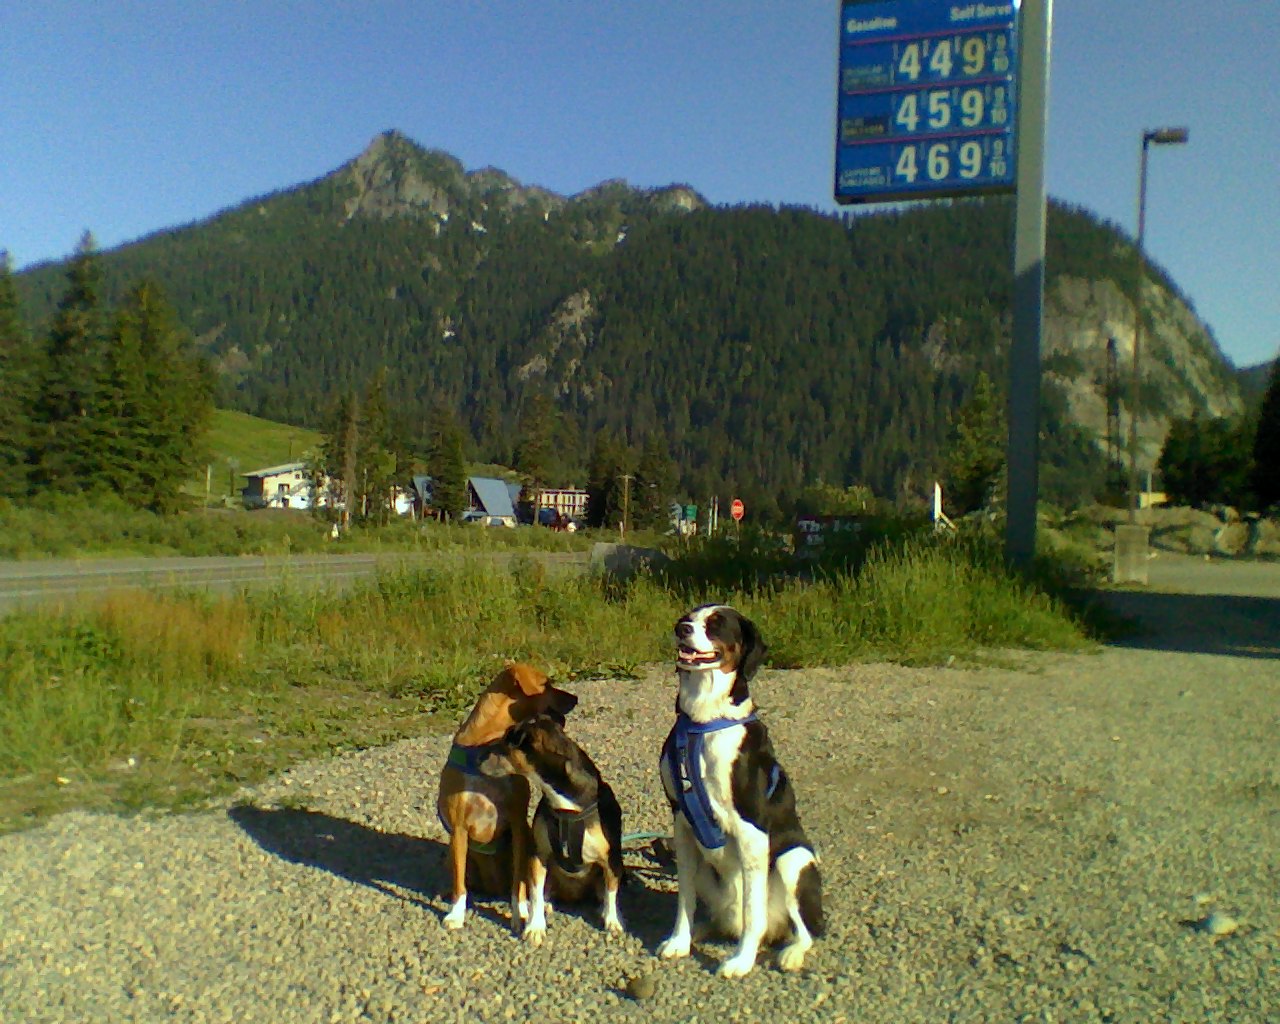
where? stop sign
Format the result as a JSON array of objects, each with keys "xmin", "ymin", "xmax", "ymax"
[{"xmin": 730, "ymin": 498, "xmax": 745, "ymax": 521}]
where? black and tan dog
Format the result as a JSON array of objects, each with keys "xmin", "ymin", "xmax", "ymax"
[
  {"xmin": 435, "ymin": 663, "xmax": 578, "ymax": 930},
  {"xmin": 480, "ymin": 713, "xmax": 626, "ymax": 944},
  {"xmin": 658, "ymin": 604, "xmax": 824, "ymax": 977}
]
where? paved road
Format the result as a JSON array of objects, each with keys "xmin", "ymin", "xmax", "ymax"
[{"xmin": 0, "ymin": 551, "xmax": 591, "ymax": 614}]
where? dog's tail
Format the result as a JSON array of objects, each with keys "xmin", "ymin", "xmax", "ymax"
[{"xmin": 798, "ymin": 862, "xmax": 826, "ymax": 937}]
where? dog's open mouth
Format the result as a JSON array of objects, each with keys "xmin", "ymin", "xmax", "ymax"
[{"xmin": 677, "ymin": 644, "xmax": 720, "ymax": 667}]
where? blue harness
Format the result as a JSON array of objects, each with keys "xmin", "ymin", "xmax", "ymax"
[
  {"xmin": 667, "ymin": 712, "xmax": 780, "ymax": 850},
  {"xmin": 438, "ymin": 742, "xmax": 502, "ymax": 856}
]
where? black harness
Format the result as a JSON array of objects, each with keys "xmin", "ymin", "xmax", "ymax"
[{"xmin": 547, "ymin": 801, "xmax": 598, "ymax": 872}]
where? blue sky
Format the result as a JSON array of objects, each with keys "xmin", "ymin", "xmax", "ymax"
[{"xmin": 3, "ymin": 1, "xmax": 1277, "ymax": 368}]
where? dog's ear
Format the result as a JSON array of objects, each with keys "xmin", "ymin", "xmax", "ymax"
[
  {"xmin": 547, "ymin": 687, "xmax": 579, "ymax": 721},
  {"xmin": 508, "ymin": 662, "xmax": 550, "ymax": 697},
  {"xmin": 737, "ymin": 614, "xmax": 767, "ymax": 683}
]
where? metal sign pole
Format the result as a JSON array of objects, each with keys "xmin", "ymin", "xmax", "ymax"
[{"xmin": 1005, "ymin": 0, "xmax": 1052, "ymax": 568}]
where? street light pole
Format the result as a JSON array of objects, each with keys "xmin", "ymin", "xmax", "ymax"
[{"xmin": 1126, "ymin": 127, "xmax": 1189, "ymax": 525}]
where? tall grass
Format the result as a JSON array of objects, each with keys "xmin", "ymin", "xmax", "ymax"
[{"xmin": 0, "ymin": 526, "xmax": 1096, "ymax": 829}]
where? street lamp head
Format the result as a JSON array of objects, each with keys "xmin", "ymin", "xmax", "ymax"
[{"xmin": 1144, "ymin": 127, "xmax": 1189, "ymax": 146}]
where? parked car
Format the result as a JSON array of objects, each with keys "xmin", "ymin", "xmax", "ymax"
[{"xmin": 462, "ymin": 510, "xmax": 517, "ymax": 528}]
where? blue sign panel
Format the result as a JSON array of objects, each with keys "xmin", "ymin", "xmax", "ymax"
[{"xmin": 835, "ymin": 1, "xmax": 1019, "ymax": 204}]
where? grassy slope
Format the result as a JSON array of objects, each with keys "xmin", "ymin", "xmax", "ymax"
[{"xmin": 184, "ymin": 409, "xmax": 323, "ymax": 502}]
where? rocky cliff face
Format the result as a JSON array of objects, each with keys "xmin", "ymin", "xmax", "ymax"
[{"xmin": 1043, "ymin": 274, "xmax": 1243, "ymax": 472}]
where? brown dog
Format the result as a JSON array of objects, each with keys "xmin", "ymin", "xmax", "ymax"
[{"xmin": 435, "ymin": 662, "xmax": 578, "ymax": 930}]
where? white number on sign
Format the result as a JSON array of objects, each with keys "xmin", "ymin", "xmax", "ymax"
[
  {"xmin": 898, "ymin": 43, "xmax": 921, "ymax": 82},
  {"xmin": 962, "ymin": 36, "xmax": 986, "ymax": 75},
  {"xmin": 895, "ymin": 93, "xmax": 920, "ymax": 132},
  {"xmin": 960, "ymin": 89, "xmax": 984, "ymax": 127},
  {"xmin": 928, "ymin": 38, "xmax": 954, "ymax": 78},
  {"xmin": 927, "ymin": 91, "xmax": 951, "ymax": 129},
  {"xmin": 958, "ymin": 141, "xmax": 982, "ymax": 179},
  {"xmin": 927, "ymin": 143, "xmax": 950, "ymax": 180},
  {"xmin": 895, "ymin": 146, "xmax": 919, "ymax": 182}
]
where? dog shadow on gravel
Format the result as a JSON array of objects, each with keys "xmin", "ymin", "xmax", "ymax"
[
  {"xmin": 229, "ymin": 804, "xmax": 507, "ymax": 929},
  {"xmin": 229, "ymin": 804, "xmax": 684, "ymax": 944}
]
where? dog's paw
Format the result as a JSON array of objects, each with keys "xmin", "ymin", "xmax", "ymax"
[
  {"xmin": 522, "ymin": 924, "xmax": 546, "ymax": 947},
  {"xmin": 442, "ymin": 896, "xmax": 467, "ymax": 930},
  {"xmin": 517, "ymin": 899, "xmax": 530, "ymax": 921},
  {"xmin": 716, "ymin": 952, "xmax": 757, "ymax": 979},
  {"xmin": 777, "ymin": 941, "xmax": 810, "ymax": 973},
  {"xmin": 656, "ymin": 934, "xmax": 690, "ymax": 959},
  {"xmin": 603, "ymin": 915, "xmax": 625, "ymax": 938}
]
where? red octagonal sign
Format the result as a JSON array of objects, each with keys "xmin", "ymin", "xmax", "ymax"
[{"xmin": 730, "ymin": 498, "xmax": 745, "ymax": 522}]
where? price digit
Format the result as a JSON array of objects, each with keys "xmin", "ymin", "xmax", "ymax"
[
  {"xmin": 898, "ymin": 43, "xmax": 921, "ymax": 82},
  {"xmin": 895, "ymin": 146, "xmax": 919, "ymax": 183},
  {"xmin": 961, "ymin": 36, "xmax": 986, "ymax": 75},
  {"xmin": 928, "ymin": 38, "xmax": 954, "ymax": 79},
  {"xmin": 960, "ymin": 89, "xmax": 984, "ymax": 127},
  {"xmin": 927, "ymin": 91, "xmax": 951, "ymax": 129},
  {"xmin": 895, "ymin": 93, "xmax": 920, "ymax": 133},
  {"xmin": 926, "ymin": 143, "xmax": 950, "ymax": 180},
  {"xmin": 958, "ymin": 141, "xmax": 982, "ymax": 179}
]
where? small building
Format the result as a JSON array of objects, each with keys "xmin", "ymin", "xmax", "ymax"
[
  {"xmin": 467, "ymin": 476, "xmax": 519, "ymax": 524},
  {"xmin": 241, "ymin": 462, "xmax": 327, "ymax": 510},
  {"xmin": 537, "ymin": 487, "xmax": 589, "ymax": 521}
]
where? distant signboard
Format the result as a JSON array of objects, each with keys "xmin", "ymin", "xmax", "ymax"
[
  {"xmin": 835, "ymin": 0, "xmax": 1019, "ymax": 204},
  {"xmin": 794, "ymin": 514, "xmax": 865, "ymax": 552}
]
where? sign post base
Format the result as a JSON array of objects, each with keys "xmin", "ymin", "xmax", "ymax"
[{"xmin": 1113, "ymin": 523, "xmax": 1150, "ymax": 585}]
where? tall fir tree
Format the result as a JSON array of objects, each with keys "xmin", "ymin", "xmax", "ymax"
[
  {"xmin": 106, "ymin": 280, "xmax": 214, "ymax": 511},
  {"xmin": 633, "ymin": 433, "xmax": 677, "ymax": 529},
  {"xmin": 355, "ymin": 369, "xmax": 399, "ymax": 523},
  {"xmin": 424, "ymin": 403, "xmax": 469, "ymax": 519},
  {"xmin": 584, "ymin": 429, "xmax": 633, "ymax": 529},
  {"xmin": 1252, "ymin": 357, "xmax": 1280, "ymax": 511},
  {"xmin": 0, "ymin": 253, "xmax": 37, "ymax": 499},
  {"xmin": 942, "ymin": 371, "xmax": 1006, "ymax": 516},
  {"xmin": 33, "ymin": 232, "xmax": 110, "ymax": 493}
]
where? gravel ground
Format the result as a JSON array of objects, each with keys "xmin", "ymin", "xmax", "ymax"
[{"xmin": 3, "ymin": 559, "xmax": 1278, "ymax": 1023}]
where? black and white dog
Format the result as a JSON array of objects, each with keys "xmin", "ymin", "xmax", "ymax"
[{"xmin": 658, "ymin": 604, "xmax": 824, "ymax": 977}]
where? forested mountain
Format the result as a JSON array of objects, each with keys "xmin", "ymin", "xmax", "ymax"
[{"xmin": 13, "ymin": 130, "xmax": 1243, "ymax": 515}]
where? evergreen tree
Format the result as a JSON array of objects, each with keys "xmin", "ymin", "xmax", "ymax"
[
  {"xmin": 584, "ymin": 429, "xmax": 632, "ymax": 529},
  {"xmin": 633, "ymin": 433, "xmax": 677, "ymax": 529},
  {"xmin": 355, "ymin": 369, "xmax": 398, "ymax": 523},
  {"xmin": 514, "ymin": 392, "xmax": 558, "ymax": 496},
  {"xmin": 0, "ymin": 254, "xmax": 36, "ymax": 498},
  {"xmin": 1251, "ymin": 357, "xmax": 1280, "ymax": 511},
  {"xmin": 32, "ymin": 233, "xmax": 110, "ymax": 493},
  {"xmin": 424, "ymin": 403, "xmax": 469, "ymax": 520},
  {"xmin": 942, "ymin": 371, "xmax": 1006, "ymax": 515},
  {"xmin": 1157, "ymin": 412, "xmax": 1253, "ymax": 509},
  {"xmin": 104, "ymin": 281, "xmax": 214, "ymax": 511}
]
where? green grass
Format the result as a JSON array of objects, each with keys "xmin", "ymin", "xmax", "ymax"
[
  {"xmin": 184, "ymin": 408, "xmax": 323, "ymax": 502},
  {"xmin": 0, "ymin": 526, "xmax": 1100, "ymax": 832}
]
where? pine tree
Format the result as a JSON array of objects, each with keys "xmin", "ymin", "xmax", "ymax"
[
  {"xmin": 942, "ymin": 371, "xmax": 1006, "ymax": 516},
  {"xmin": 514, "ymin": 392, "xmax": 558, "ymax": 499},
  {"xmin": 32, "ymin": 233, "xmax": 110, "ymax": 493},
  {"xmin": 1252, "ymin": 357, "xmax": 1280, "ymax": 512},
  {"xmin": 633, "ymin": 433, "xmax": 677, "ymax": 529},
  {"xmin": 107, "ymin": 280, "xmax": 214, "ymax": 511},
  {"xmin": 585, "ymin": 430, "xmax": 633, "ymax": 529},
  {"xmin": 0, "ymin": 254, "xmax": 36, "ymax": 499},
  {"xmin": 425, "ymin": 403, "xmax": 469, "ymax": 519},
  {"xmin": 356, "ymin": 369, "xmax": 398, "ymax": 523}
]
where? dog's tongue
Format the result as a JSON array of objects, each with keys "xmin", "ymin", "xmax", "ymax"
[{"xmin": 677, "ymin": 646, "xmax": 717, "ymax": 665}]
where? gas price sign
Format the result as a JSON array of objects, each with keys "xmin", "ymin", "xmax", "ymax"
[{"xmin": 835, "ymin": 1, "xmax": 1019, "ymax": 204}]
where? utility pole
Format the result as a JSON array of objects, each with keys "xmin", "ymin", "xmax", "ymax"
[{"xmin": 619, "ymin": 473, "xmax": 632, "ymax": 539}]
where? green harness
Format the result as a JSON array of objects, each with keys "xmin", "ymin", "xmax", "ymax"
[{"xmin": 440, "ymin": 742, "xmax": 503, "ymax": 856}]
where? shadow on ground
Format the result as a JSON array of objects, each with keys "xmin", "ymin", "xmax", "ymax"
[
  {"xmin": 1099, "ymin": 590, "xmax": 1280, "ymax": 659},
  {"xmin": 228, "ymin": 804, "xmax": 678, "ymax": 942}
]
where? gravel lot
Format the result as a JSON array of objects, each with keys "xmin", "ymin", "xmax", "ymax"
[{"xmin": 3, "ymin": 555, "xmax": 1277, "ymax": 1023}]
